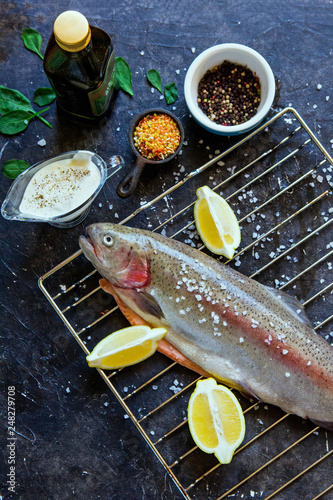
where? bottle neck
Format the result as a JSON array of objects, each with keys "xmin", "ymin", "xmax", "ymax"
[{"xmin": 60, "ymin": 38, "xmax": 93, "ymax": 58}]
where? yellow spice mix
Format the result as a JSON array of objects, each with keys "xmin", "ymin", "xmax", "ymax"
[{"xmin": 133, "ymin": 113, "xmax": 181, "ymax": 161}]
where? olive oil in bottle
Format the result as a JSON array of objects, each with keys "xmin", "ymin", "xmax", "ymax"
[{"xmin": 43, "ymin": 10, "xmax": 116, "ymax": 119}]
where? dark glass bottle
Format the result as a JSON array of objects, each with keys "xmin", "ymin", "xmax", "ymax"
[{"xmin": 43, "ymin": 11, "xmax": 116, "ymax": 119}]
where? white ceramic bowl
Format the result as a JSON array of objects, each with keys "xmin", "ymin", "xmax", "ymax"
[{"xmin": 184, "ymin": 43, "xmax": 276, "ymax": 136}]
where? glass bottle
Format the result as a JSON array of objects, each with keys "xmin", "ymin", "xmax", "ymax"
[{"xmin": 43, "ymin": 10, "xmax": 116, "ymax": 119}]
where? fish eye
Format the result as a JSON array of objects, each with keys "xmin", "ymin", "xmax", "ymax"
[{"xmin": 103, "ymin": 234, "xmax": 114, "ymax": 247}]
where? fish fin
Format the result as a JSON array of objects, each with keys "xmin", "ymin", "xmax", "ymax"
[
  {"xmin": 265, "ymin": 286, "xmax": 313, "ymax": 328},
  {"xmin": 99, "ymin": 279, "xmax": 151, "ymax": 326},
  {"xmin": 130, "ymin": 290, "xmax": 165, "ymax": 319},
  {"xmin": 99, "ymin": 278, "xmax": 164, "ymax": 320},
  {"xmin": 235, "ymin": 380, "xmax": 260, "ymax": 401},
  {"xmin": 100, "ymin": 279, "xmax": 209, "ymax": 377},
  {"xmin": 310, "ymin": 419, "xmax": 333, "ymax": 432}
]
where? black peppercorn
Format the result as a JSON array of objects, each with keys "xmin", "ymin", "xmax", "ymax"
[{"xmin": 197, "ymin": 61, "xmax": 261, "ymax": 126}]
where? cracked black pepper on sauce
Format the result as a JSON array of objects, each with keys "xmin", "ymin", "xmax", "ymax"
[{"xmin": 197, "ymin": 61, "xmax": 261, "ymax": 126}]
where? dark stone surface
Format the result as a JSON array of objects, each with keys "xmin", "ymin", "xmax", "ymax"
[{"xmin": 0, "ymin": 1, "xmax": 332, "ymax": 499}]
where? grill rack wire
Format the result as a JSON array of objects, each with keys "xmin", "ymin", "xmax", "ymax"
[{"xmin": 39, "ymin": 108, "xmax": 333, "ymax": 500}]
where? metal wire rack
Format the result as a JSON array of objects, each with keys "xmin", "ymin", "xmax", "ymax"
[{"xmin": 39, "ymin": 108, "xmax": 333, "ymax": 500}]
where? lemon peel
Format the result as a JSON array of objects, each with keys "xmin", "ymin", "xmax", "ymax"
[
  {"xmin": 86, "ymin": 325, "xmax": 167, "ymax": 369},
  {"xmin": 188, "ymin": 378, "xmax": 246, "ymax": 464},
  {"xmin": 194, "ymin": 186, "xmax": 241, "ymax": 258}
]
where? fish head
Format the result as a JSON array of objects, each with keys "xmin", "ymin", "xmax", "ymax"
[{"xmin": 79, "ymin": 223, "xmax": 150, "ymax": 288}]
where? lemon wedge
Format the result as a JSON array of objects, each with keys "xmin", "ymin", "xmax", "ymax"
[
  {"xmin": 188, "ymin": 378, "xmax": 246, "ymax": 464},
  {"xmin": 194, "ymin": 186, "xmax": 241, "ymax": 258},
  {"xmin": 86, "ymin": 325, "xmax": 167, "ymax": 369}
]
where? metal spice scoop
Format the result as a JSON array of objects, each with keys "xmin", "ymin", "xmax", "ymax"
[{"xmin": 116, "ymin": 108, "xmax": 184, "ymax": 198}]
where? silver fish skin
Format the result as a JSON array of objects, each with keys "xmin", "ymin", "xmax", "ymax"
[{"xmin": 79, "ymin": 223, "xmax": 333, "ymax": 430}]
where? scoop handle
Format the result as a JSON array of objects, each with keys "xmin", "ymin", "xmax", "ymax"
[
  {"xmin": 116, "ymin": 157, "xmax": 146, "ymax": 198},
  {"xmin": 106, "ymin": 155, "xmax": 125, "ymax": 179}
]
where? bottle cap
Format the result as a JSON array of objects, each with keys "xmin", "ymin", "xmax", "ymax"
[{"xmin": 53, "ymin": 11, "xmax": 91, "ymax": 52}]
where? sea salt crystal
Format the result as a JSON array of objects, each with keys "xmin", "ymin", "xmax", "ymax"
[
  {"xmin": 191, "ymin": 47, "xmax": 196, "ymax": 53},
  {"xmin": 66, "ymin": 387, "xmax": 70, "ymax": 393},
  {"xmin": 152, "ymin": 385, "xmax": 158, "ymax": 390},
  {"xmin": 285, "ymin": 372, "xmax": 291, "ymax": 377},
  {"xmin": 317, "ymin": 83, "xmax": 322, "ymax": 90},
  {"xmin": 140, "ymin": 50, "xmax": 145, "ymax": 55},
  {"xmin": 239, "ymin": 337, "xmax": 244, "ymax": 343},
  {"xmin": 37, "ymin": 138, "xmax": 46, "ymax": 147},
  {"xmin": 282, "ymin": 349, "xmax": 288, "ymax": 355}
]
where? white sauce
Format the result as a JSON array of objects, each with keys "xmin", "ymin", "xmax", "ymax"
[{"xmin": 19, "ymin": 154, "xmax": 101, "ymax": 219}]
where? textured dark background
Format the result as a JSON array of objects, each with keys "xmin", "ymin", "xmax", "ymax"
[{"xmin": 0, "ymin": 1, "xmax": 332, "ymax": 499}]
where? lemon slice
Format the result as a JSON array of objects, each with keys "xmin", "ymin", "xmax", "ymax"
[
  {"xmin": 194, "ymin": 185, "xmax": 241, "ymax": 258},
  {"xmin": 86, "ymin": 325, "xmax": 167, "ymax": 369},
  {"xmin": 188, "ymin": 378, "xmax": 246, "ymax": 464}
]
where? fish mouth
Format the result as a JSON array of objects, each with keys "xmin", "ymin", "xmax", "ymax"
[{"xmin": 79, "ymin": 234, "xmax": 100, "ymax": 262}]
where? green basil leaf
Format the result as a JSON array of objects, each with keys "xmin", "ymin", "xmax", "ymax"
[
  {"xmin": 115, "ymin": 57, "xmax": 133, "ymax": 96},
  {"xmin": 0, "ymin": 86, "xmax": 33, "ymax": 113},
  {"xmin": 21, "ymin": 28, "xmax": 44, "ymax": 60},
  {"xmin": 1, "ymin": 159, "xmax": 30, "ymax": 179},
  {"xmin": 164, "ymin": 82, "xmax": 178, "ymax": 105},
  {"xmin": 147, "ymin": 69, "xmax": 162, "ymax": 93},
  {"xmin": 0, "ymin": 110, "xmax": 35, "ymax": 135},
  {"xmin": 33, "ymin": 87, "xmax": 56, "ymax": 106}
]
